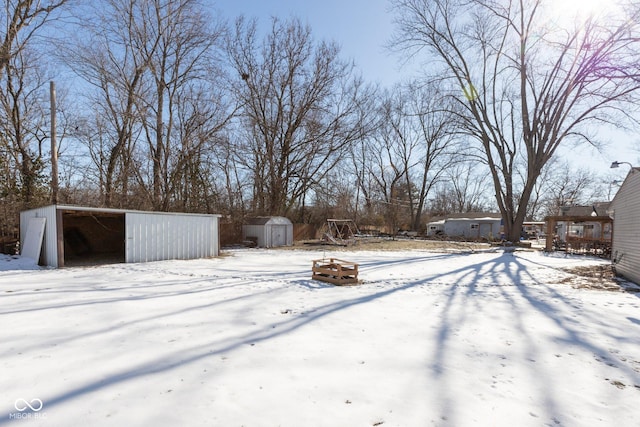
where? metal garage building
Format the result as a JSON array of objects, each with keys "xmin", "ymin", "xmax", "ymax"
[
  {"xmin": 427, "ymin": 213, "xmax": 502, "ymax": 240},
  {"xmin": 609, "ymin": 168, "xmax": 640, "ymax": 284},
  {"xmin": 20, "ymin": 204, "xmax": 221, "ymax": 267},
  {"xmin": 243, "ymin": 216, "xmax": 293, "ymax": 248}
]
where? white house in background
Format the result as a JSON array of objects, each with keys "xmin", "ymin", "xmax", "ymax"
[
  {"xmin": 609, "ymin": 168, "xmax": 640, "ymax": 284},
  {"xmin": 427, "ymin": 213, "xmax": 502, "ymax": 240},
  {"xmin": 243, "ymin": 216, "xmax": 293, "ymax": 248},
  {"xmin": 20, "ymin": 205, "xmax": 221, "ymax": 268},
  {"xmin": 426, "ymin": 219, "xmax": 445, "ymax": 237}
]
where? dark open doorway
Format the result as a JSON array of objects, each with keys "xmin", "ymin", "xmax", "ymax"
[{"xmin": 61, "ymin": 210, "xmax": 125, "ymax": 266}]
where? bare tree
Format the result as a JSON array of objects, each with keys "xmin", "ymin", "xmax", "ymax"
[
  {"xmin": 392, "ymin": 0, "xmax": 640, "ymax": 241},
  {"xmin": 133, "ymin": 0, "xmax": 229, "ymax": 211},
  {"xmin": 0, "ymin": 48, "xmax": 51, "ymax": 207},
  {"xmin": 351, "ymin": 82, "xmax": 458, "ymax": 232},
  {"xmin": 529, "ymin": 160, "xmax": 600, "ymax": 220},
  {"xmin": 403, "ymin": 82, "xmax": 459, "ymax": 230},
  {"xmin": 428, "ymin": 161, "xmax": 493, "ymax": 216},
  {"xmin": 63, "ymin": 0, "xmax": 152, "ymax": 207},
  {"xmin": 227, "ymin": 16, "xmax": 373, "ymax": 216},
  {"xmin": 0, "ymin": 0, "xmax": 70, "ymax": 74}
]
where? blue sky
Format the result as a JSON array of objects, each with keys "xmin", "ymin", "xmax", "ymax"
[
  {"xmin": 211, "ymin": 0, "xmax": 638, "ymax": 178},
  {"xmin": 213, "ymin": 0, "xmax": 410, "ymax": 87}
]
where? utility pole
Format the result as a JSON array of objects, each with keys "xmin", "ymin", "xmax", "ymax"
[{"xmin": 50, "ymin": 81, "xmax": 58, "ymax": 204}]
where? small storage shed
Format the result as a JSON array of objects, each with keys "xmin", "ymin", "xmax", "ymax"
[
  {"xmin": 243, "ymin": 216, "xmax": 293, "ymax": 248},
  {"xmin": 442, "ymin": 213, "xmax": 503, "ymax": 240},
  {"xmin": 20, "ymin": 204, "xmax": 221, "ymax": 267},
  {"xmin": 609, "ymin": 168, "xmax": 640, "ymax": 284}
]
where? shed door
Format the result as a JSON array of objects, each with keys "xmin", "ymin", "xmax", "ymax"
[
  {"xmin": 271, "ymin": 225, "xmax": 287, "ymax": 247},
  {"xmin": 479, "ymin": 223, "xmax": 492, "ymax": 238}
]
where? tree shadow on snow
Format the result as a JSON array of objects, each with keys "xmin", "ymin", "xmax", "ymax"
[{"xmin": 0, "ymin": 250, "xmax": 636, "ymax": 424}]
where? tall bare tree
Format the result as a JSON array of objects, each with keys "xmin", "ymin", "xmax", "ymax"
[
  {"xmin": 392, "ymin": 0, "xmax": 640, "ymax": 241},
  {"xmin": 0, "ymin": 0, "xmax": 70, "ymax": 74},
  {"xmin": 133, "ymin": 0, "xmax": 228, "ymax": 211},
  {"xmin": 63, "ymin": 0, "xmax": 152, "ymax": 207},
  {"xmin": 0, "ymin": 48, "xmax": 51, "ymax": 206},
  {"xmin": 227, "ymin": 16, "xmax": 373, "ymax": 216}
]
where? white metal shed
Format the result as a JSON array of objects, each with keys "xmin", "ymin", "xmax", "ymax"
[
  {"xmin": 243, "ymin": 216, "xmax": 293, "ymax": 248},
  {"xmin": 20, "ymin": 204, "xmax": 221, "ymax": 267},
  {"xmin": 439, "ymin": 213, "xmax": 503, "ymax": 240},
  {"xmin": 610, "ymin": 168, "xmax": 640, "ymax": 284}
]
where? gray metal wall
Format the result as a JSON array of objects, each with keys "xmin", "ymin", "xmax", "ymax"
[
  {"xmin": 126, "ymin": 212, "xmax": 219, "ymax": 263},
  {"xmin": 20, "ymin": 205, "xmax": 59, "ymax": 267},
  {"xmin": 611, "ymin": 170, "xmax": 640, "ymax": 284},
  {"xmin": 444, "ymin": 219, "xmax": 501, "ymax": 239},
  {"xmin": 243, "ymin": 224, "xmax": 267, "ymax": 247}
]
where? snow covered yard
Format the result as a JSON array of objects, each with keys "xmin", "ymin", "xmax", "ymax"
[{"xmin": 1, "ymin": 248, "xmax": 639, "ymax": 427}]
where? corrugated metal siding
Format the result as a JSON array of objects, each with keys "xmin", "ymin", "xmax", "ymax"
[
  {"xmin": 611, "ymin": 170, "xmax": 640, "ymax": 284},
  {"xmin": 126, "ymin": 212, "xmax": 219, "ymax": 263},
  {"xmin": 20, "ymin": 205, "xmax": 59, "ymax": 267},
  {"xmin": 444, "ymin": 219, "xmax": 501, "ymax": 239},
  {"xmin": 243, "ymin": 224, "xmax": 267, "ymax": 247}
]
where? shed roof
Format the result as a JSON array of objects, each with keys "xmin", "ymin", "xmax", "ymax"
[
  {"xmin": 245, "ymin": 216, "xmax": 292, "ymax": 225},
  {"xmin": 430, "ymin": 212, "xmax": 501, "ymax": 222},
  {"xmin": 22, "ymin": 204, "xmax": 221, "ymax": 218},
  {"xmin": 558, "ymin": 202, "xmax": 611, "ymax": 217}
]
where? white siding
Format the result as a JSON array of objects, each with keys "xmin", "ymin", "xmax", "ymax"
[
  {"xmin": 444, "ymin": 218, "xmax": 501, "ymax": 239},
  {"xmin": 426, "ymin": 221, "xmax": 445, "ymax": 237},
  {"xmin": 19, "ymin": 205, "xmax": 59, "ymax": 267},
  {"xmin": 126, "ymin": 212, "xmax": 219, "ymax": 263},
  {"xmin": 611, "ymin": 170, "xmax": 640, "ymax": 284},
  {"xmin": 243, "ymin": 224, "xmax": 267, "ymax": 247},
  {"xmin": 242, "ymin": 217, "xmax": 293, "ymax": 247}
]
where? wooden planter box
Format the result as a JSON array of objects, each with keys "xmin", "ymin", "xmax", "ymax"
[{"xmin": 312, "ymin": 258, "xmax": 359, "ymax": 285}]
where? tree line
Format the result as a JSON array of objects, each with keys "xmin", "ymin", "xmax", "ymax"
[{"xmin": 2, "ymin": 0, "xmax": 639, "ymax": 246}]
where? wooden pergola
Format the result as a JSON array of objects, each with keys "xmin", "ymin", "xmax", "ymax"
[{"xmin": 544, "ymin": 215, "xmax": 613, "ymax": 252}]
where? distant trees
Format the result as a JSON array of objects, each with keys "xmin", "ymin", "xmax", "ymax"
[
  {"xmin": 429, "ymin": 162, "xmax": 493, "ymax": 216},
  {"xmin": 392, "ymin": 0, "xmax": 640, "ymax": 241},
  {"xmin": 352, "ymin": 82, "xmax": 458, "ymax": 231},
  {"xmin": 226, "ymin": 16, "xmax": 374, "ymax": 217},
  {"xmin": 528, "ymin": 160, "xmax": 601, "ymax": 220},
  {"xmin": 63, "ymin": 0, "xmax": 230, "ymax": 209}
]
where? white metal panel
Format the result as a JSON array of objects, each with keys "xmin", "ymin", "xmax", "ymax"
[
  {"xmin": 243, "ymin": 224, "xmax": 266, "ymax": 247},
  {"xmin": 126, "ymin": 212, "xmax": 219, "ymax": 263},
  {"xmin": 611, "ymin": 170, "xmax": 640, "ymax": 284},
  {"xmin": 20, "ymin": 205, "xmax": 59, "ymax": 267},
  {"xmin": 21, "ymin": 217, "xmax": 46, "ymax": 261}
]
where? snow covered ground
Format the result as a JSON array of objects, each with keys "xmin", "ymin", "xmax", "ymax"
[{"xmin": 1, "ymin": 248, "xmax": 639, "ymax": 427}]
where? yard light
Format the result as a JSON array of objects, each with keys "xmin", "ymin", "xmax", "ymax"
[{"xmin": 610, "ymin": 161, "xmax": 633, "ymax": 169}]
